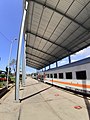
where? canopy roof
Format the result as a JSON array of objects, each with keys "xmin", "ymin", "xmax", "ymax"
[{"xmin": 24, "ymin": 0, "xmax": 90, "ymax": 70}]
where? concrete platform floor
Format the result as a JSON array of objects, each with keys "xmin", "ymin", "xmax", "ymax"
[{"xmin": 0, "ymin": 77, "xmax": 90, "ymax": 120}]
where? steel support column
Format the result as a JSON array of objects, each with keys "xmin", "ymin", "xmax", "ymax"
[
  {"xmin": 69, "ymin": 55, "xmax": 71, "ymax": 64},
  {"xmin": 56, "ymin": 61, "xmax": 58, "ymax": 68},
  {"xmin": 15, "ymin": 1, "xmax": 28, "ymax": 101},
  {"xmin": 22, "ymin": 40, "xmax": 26, "ymax": 86},
  {"xmin": 49, "ymin": 65, "xmax": 50, "ymax": 69}
]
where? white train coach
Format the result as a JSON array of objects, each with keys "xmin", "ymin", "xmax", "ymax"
[{"xmin": 40, "ymin": 57, "xmax": 90, "ymax": 94}]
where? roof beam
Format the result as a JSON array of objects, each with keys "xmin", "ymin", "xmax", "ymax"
[
  {"xmin": 27, "ymin": 60, "xmax": 43, "ymax": 67},
  {"xmin": 26, "ymin": 61, "xmax": 41, "ymax": 68},
  {"xmin": 26, "ymin": 44, "xmax": 58, "ymax": 59},
  {"xmin": 26, "ymin": 31, "xmax": 72, "ymax": 53},
  {"xmin": 26, "ymin": 60, "xmax": 43, "ymax": 67},
  {"xmin": 26, "ymin": 63, "xmax": 38, "ymax": 68},
  {"xmin": 26, "ymin": 56, "xmax": 47, "ymax": 66},
  {"xmin": 30, "ymin": 63, "xmax": 42, "ymax": 70},
  {"xmin": 26, "ymin": 52, "xmax": 50, "ymax": 63},
  {"xmin": 26, "ymin": 63, "xmax": 40, "ymax": 69},
  {"xmin": 28, "ymin": 0, "xmax": 89, "ymax": 31}
]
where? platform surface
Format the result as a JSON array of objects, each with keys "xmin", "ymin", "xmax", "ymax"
[{"xmin": 0, "ymin": 77, "xmax": 90, "ymax": 120}]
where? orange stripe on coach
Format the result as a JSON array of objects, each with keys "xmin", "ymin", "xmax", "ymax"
[{"xmin": 49, "ymin": 80, "xmax": 90, "ymax": 89}]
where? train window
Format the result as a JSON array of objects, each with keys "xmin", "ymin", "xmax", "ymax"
[
  {"xmin": 50, "ymin": 74, "xmax": 53, "ymax": 78},
  {"xmin": 76, "ymin": 71, "xmax": 87, "ymax": 80},
  {"xmin": 66, "ymin": 72, "xmax": 72, "ymax": 79},
  {"xmin": 47, "ymin": 74, "xmax": 49, "ymax": 78},
  {"xmin": 59, "ymin": 73, "xmax": 63, "ymax": 79},
  {"xmin": 54, "ymin": 73, "xmax": 57, "ymax": 78}
]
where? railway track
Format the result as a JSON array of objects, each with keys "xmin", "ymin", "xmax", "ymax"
[
  {"xmin": 0, "ymin": 84, "xmax": 14, "ymax": 99},
  {"xmin": 0, "ymin": 87, "xmax": 9, "ymax": 98}
]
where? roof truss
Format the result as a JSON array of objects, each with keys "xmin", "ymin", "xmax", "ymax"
[
  {"xmin": 25, "ymin": 0, "xmax": 90, "ymax": 69},
  {"xmin": 27, "ymin": 0, "xmax": 89, "ymax": 31}
]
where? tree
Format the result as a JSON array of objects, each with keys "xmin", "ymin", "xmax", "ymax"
[
  {"xmin": 6, "ymin": 66, "xmax": 11, "ymax": 75},
  {"xmin": 6, "ymin": 66, "xmax": 8, "ymax": 72}
]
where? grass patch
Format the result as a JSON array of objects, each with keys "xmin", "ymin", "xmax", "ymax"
[
  {"xmin": 0, "ymin": 81, "xmax": 7, "ymax": 88},
  {"xmin": 10, "ymin": 77, "xmax": 15, "ymax": 82}
]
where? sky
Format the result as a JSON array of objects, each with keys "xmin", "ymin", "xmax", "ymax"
[
  {"xmin": 0, "ymin": 0, "xmax": 36, "ymax": 73},
  {"xmin": 0, "ymin": 0, "xmax": 90, "ymax": 74}
]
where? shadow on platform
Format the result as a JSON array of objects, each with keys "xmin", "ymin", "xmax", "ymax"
[
  {"xmin": 82, "ymin": 80, "xmax": 90, "ymax": 120},
  {"xmin": 84, "ymin": 96, "xmax": 90, "ymax": 120},
  {"xmin": 24, "ymin": 82, "xmax": 41, "ymax": 87},
  {"xmin": 20, "ymin": 86, "xmax": 52, "ymax": 102}
]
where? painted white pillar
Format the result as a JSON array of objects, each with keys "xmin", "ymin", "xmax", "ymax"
[
  {"xmin": 15, "ymin": 1, "xmax": 28, "ymax": 101},
  {"xmin": 22, "ymin": 40, "xmax": 26, "ymax": 86}
]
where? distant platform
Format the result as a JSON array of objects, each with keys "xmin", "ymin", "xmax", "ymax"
[{"xmin": 0, "ymin": 77, "xmax": 90, "ymax": 120}]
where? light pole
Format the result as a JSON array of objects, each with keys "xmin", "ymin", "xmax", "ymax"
[{"xmin": 7, "ymin": 38, "xmax": 17, "ymax": 88}]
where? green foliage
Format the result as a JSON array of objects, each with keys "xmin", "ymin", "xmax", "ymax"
[
  {"xmin": 0, "ymin": 74, "xmax": 6, "ymax": 78},
  {"xmin": 10, "ymin": 76, "xmax": 15, "ymax": 82},
  {"xmin": 0, "ymin": 82, "xmax": 3, "ymax": 88},
  {"xmin": 0, "ymin": 81, "xmax": 7, "ymax": 88}
]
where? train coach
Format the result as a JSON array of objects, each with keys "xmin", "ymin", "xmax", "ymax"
[{"xmin": 40, "ymin": 57, "xmax": 90, "ymax": 94}]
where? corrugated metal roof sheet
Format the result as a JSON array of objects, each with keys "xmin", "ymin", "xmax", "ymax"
[{"xmin": 24, "ymin": 0, "xmax": 90, "ymax": 69}]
